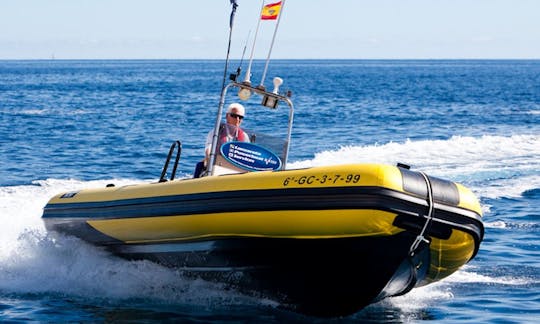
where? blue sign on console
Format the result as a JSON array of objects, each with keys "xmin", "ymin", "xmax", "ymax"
[{"xmin": 220, "ymin": 141, "xmax": 282, "ymax": 171}]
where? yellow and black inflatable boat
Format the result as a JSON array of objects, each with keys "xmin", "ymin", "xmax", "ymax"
[
  {"xmin": 42, "ymin": 46, "xmax": 484, "ymax": 314},
  {"xmin": 39, "ymin": 1, "xmax": 491, "ymax": 315},
  {"xmin": 43, "ymin": 163, "xmax": 483, "ymax": 315}
]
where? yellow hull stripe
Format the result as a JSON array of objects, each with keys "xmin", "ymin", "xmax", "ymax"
[{"xmin": 87, "ymin": 209, "xmax": 403, "ymax": 243}]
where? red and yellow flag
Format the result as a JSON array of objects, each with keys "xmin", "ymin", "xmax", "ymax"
[{"xmin": 261, "ymin": 1, "xmax": 282, "ymax": 20}]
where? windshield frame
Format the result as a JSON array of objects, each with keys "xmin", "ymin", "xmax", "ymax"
[{"xmin": 207, "ymin": 81, "xmax": 294, "ymax": 176}]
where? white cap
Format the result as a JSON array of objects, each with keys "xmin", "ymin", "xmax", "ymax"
[{"xmin": 226, "ymin": 103, "xmax": 245, "ymax": 116}]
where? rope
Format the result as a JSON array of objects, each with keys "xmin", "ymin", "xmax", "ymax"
[{"xmin": 409, "ymin": 171, "xmax": 435, "ymax": 256}]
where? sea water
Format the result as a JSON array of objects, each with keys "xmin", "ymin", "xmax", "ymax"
[{"xmin": 0, "ymin": 60, "xmax": 539, "ymax": 323}]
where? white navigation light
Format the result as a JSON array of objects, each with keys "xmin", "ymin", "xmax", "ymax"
[
  {"xmin": 272, "ymin": 77, "xmax": 283, "ymax": 94},
  {"xmin": 238, "ymin": 87, "xmax": 252, "ymax": 101}
]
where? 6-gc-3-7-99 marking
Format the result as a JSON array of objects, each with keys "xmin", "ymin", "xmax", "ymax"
[{"xmin": 283, "ymin": 174, "xmax": 361, "ymax": 186}]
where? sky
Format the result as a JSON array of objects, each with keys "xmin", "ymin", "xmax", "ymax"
[{"xmin": 1, "ymin": 0, "xmax": 539, "ymax": 59}]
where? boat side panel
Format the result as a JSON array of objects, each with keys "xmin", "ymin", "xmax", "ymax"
[
  {"xmin": 45, "ymin": 164, "xmax": 482, "ymax": 218},
  {"xmin": 86, "ymin": 209, "xmax": 403, "ymax": 243},
  {"xmin": 43, "ymin": 182, "xmax": 483, "ymax": 253}
]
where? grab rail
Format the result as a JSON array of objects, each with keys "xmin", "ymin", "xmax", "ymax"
[{"xmin": 159, "ymin": 141, "xmax": 182, "ymax": 182}]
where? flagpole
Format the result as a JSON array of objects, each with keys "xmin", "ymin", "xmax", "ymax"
[
  {"xmin": 259, "ymin": 0, "xmax": 286, "ymax": 88},
  {"xmin": 243, "ymin": 0, "xmax": 266, "ymax": 84}
]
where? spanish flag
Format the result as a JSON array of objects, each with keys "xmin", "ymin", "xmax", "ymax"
[{"xmin": 261, "ymin": 1, "xmax": 282, "ymax": 20}]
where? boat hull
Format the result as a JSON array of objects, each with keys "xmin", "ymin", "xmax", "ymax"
[
  {"xmin": 106, "ymin": 234, "xmax": 429, "ymax": 315},
  {"xmin": 42, "ymin": 164, "xmax": 483, "ymax": 315}
]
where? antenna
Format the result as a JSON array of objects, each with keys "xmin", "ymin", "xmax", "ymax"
[
  {"xmin": 207, "ymin": 0, "xmax": 240, "ymax": 175},
  {"xmin": 230, "ymin": 30, "xmax": 251, "ymax": 82},
  {"xmin": 220, "ymin": 0, "xmax": 238, "ymax": 93},
  {"xmin": 243, "ymin": 1, "xmax": 266, "ymax": 85},
  {"xmin": 239, "ymin": 0, "xmax": 266, "ymax": 101}
]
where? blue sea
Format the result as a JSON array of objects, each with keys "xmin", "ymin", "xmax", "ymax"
[{"xmin": 0, "ymin": 59, "xmax": 539, "ymax": 323}]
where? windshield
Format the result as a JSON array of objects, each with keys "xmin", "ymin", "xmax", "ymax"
[{"xmin": 243, "ymin": 128, "xmax": 288, "ymax": 164}]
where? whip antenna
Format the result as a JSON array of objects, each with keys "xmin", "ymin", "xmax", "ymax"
[
  {"xmin": 208, "ymin": 0, "xmax": 239, "ymax": 175},
  {"xmin": 239, "ymin": 30, "xmax": 251, "ymax": 69},
  {"xmin": 243, "ymin": 0, "xmax": 266, "ymax": 85},
  {"xmin": 234, "ymin": 30, "xmax": 251, "ymax": 80},
  {"xmin": 220, "ymin": 0, "xmax": 239, "ymax": 93}
]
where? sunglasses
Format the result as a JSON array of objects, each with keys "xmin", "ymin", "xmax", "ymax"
[{"xmin": 228, "ymin": 113, "xmax": 244, "ymax": 120}]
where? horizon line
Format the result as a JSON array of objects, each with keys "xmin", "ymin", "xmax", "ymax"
[{"xmin": 1, "ymin": 57, "xmax": 540, "ymax": 61}]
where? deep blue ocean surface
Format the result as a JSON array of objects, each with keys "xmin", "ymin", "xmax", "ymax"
[{"xmin": 1, "ymin": 60, "xmax": 539, "ymax": 322}]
